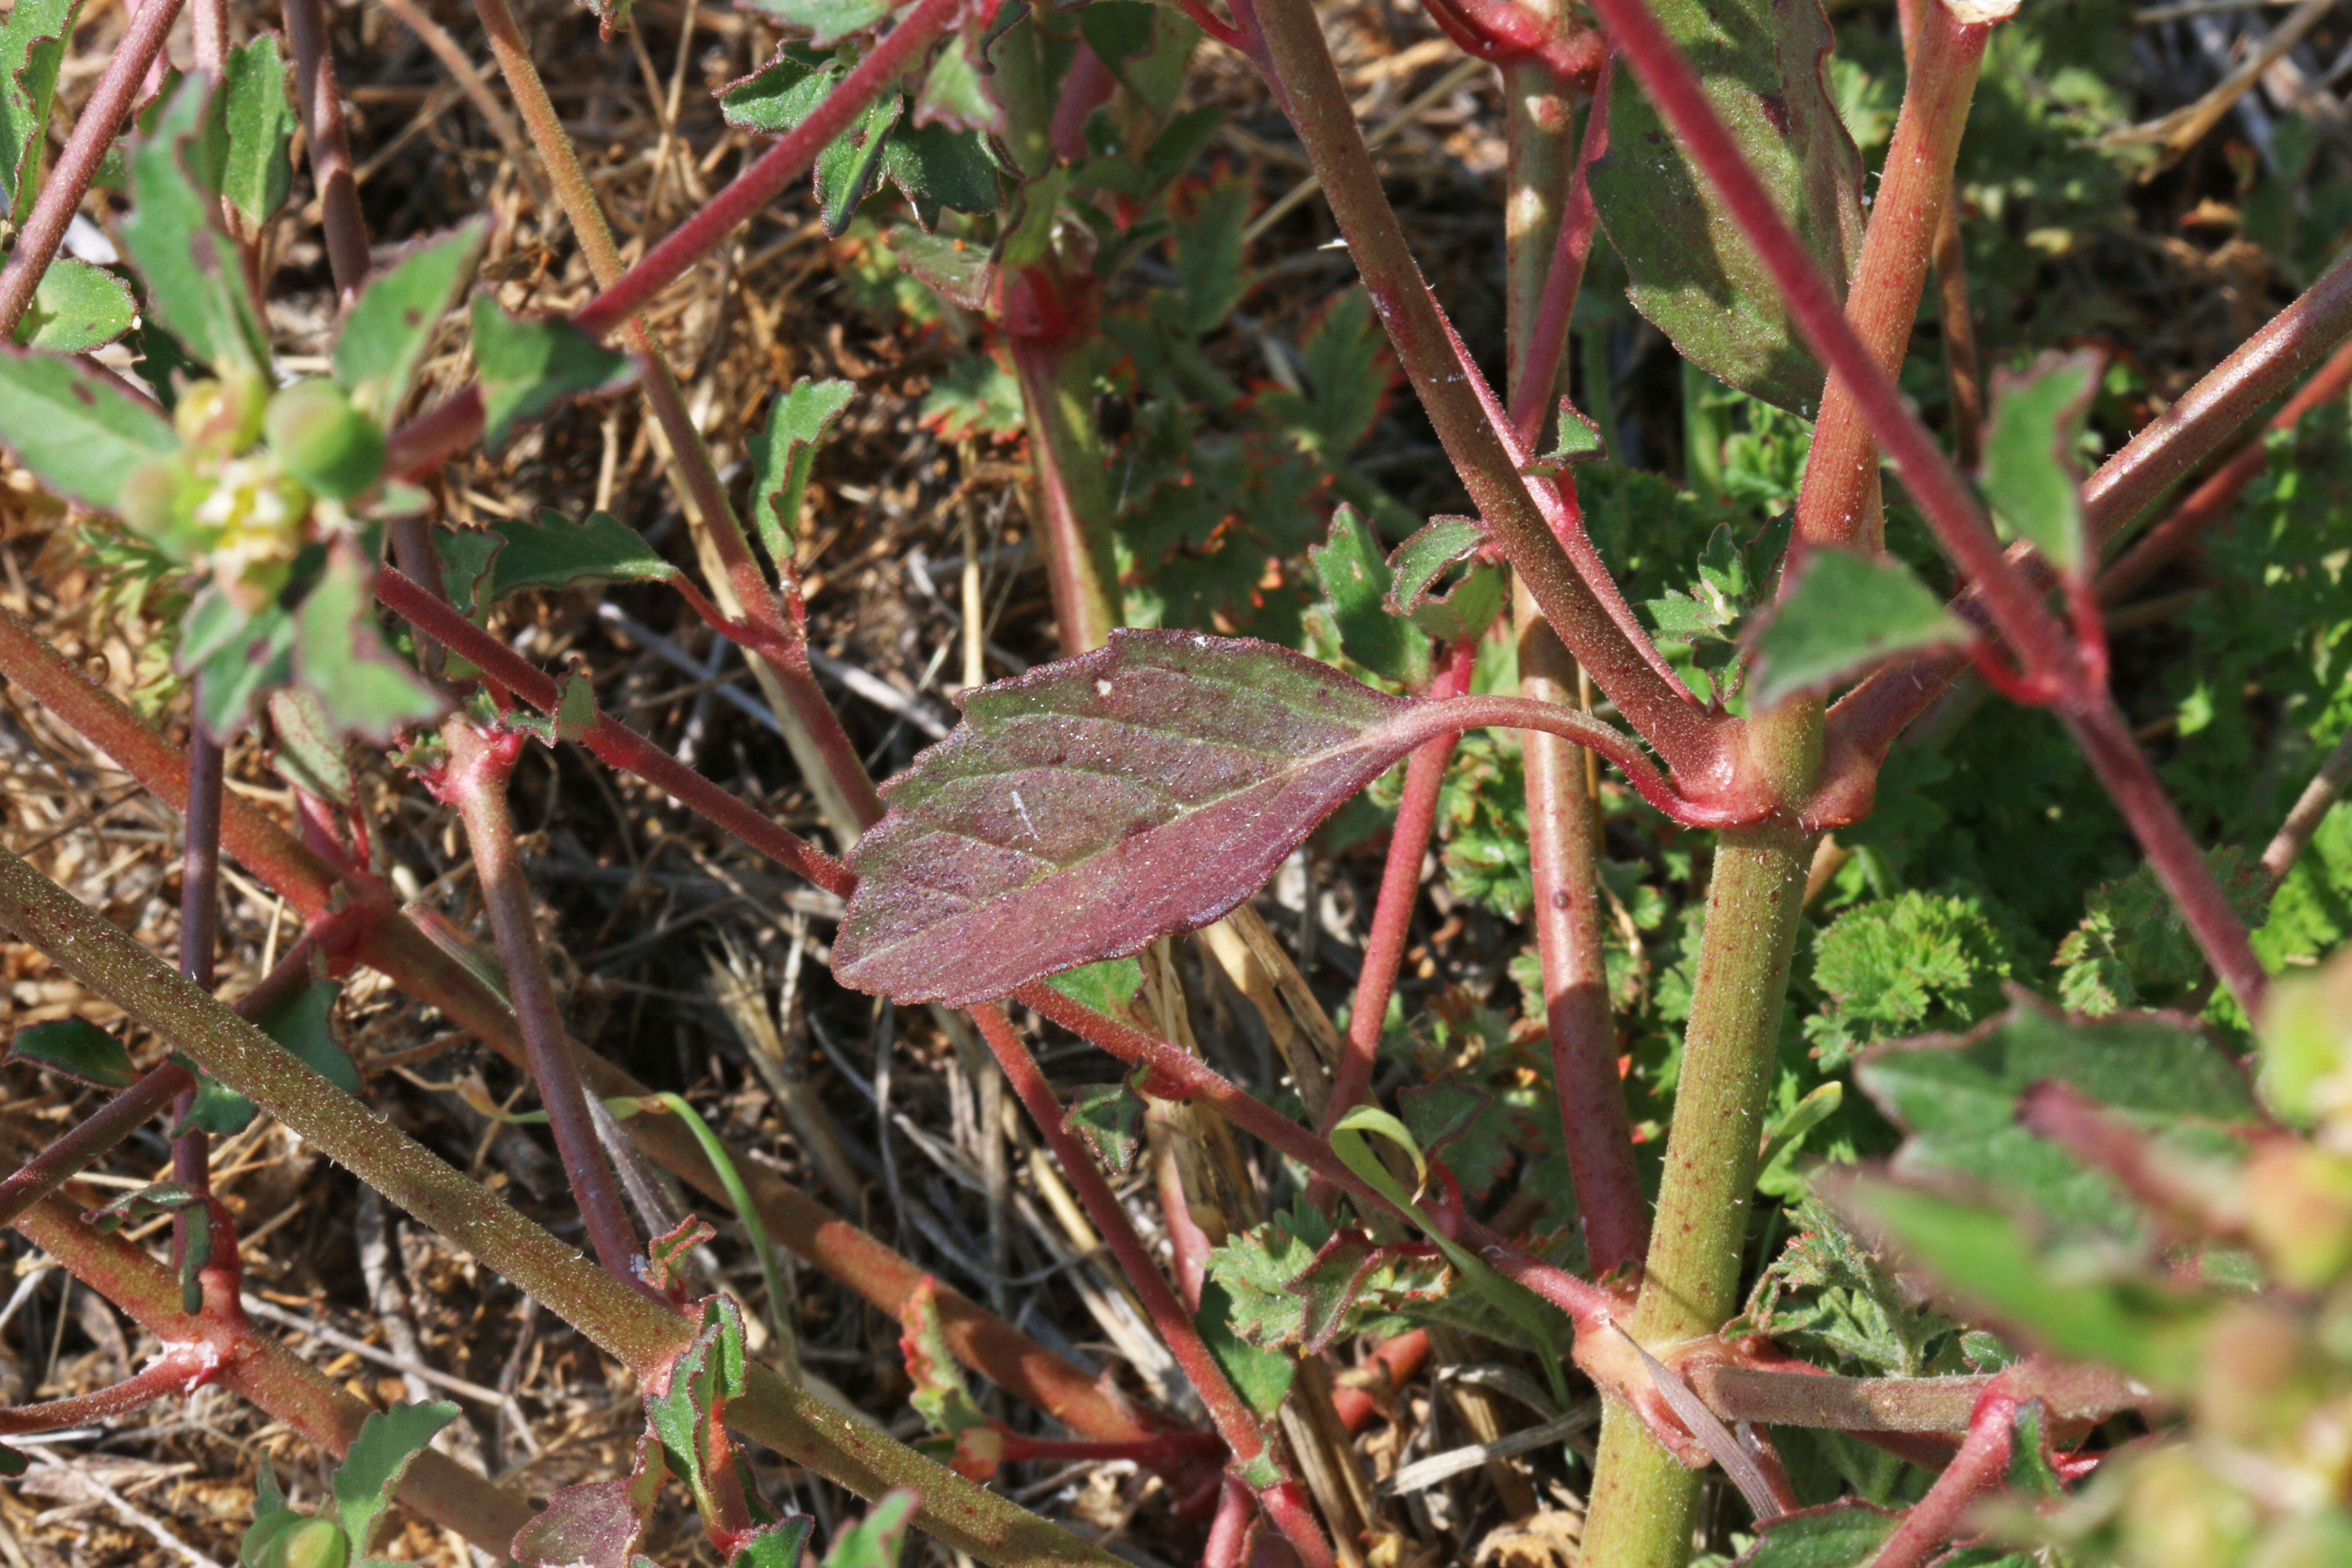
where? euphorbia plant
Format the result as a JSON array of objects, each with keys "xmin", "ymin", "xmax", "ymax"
[{"xmin": 3, "ymin": 0, "xmax": 2352, "ymax": 1564}]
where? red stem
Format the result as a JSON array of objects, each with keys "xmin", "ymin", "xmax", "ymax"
[
  {"xmin": 1506, "ymin": 58, "xmax": 1609, "ymax": 447},
  {"xmin": 570, "ymin": 0, "xmax": 963, "ymax": 340},
  {"xmin": 443, "ymin": 719, "xmax": 643, "ymax": 1280},
  {"xmin": 971, "ymin": 1005, "xmax": 1340, "ymax": 1568},
  {"xmin": 1868, "ymin": 1389, "xmax": 2017, "ymax": 1568},
  {"xmin": 0, "ymin": 0, "xmax": 187, "ymax": 337},
  {"xmin": 1049, "ymin": 44, "xmax": 1117, "ymax": 164},
  {"xmin": 284, "ymin": 0, "xmax": 371, "ymax": 300},
  {"xmin": 377, "ymin": 569, "xmax": 854, "ymax": 897},
  {"xmin": 386, "ymin": 385, "xmax": 487, "ymax": 480},
  {"xmin": 1320, "ymin": 640, "xmax": 1478, "ymax": 1131},
  {"xmin": 0, "ymin": 1062, "xmax": 192, "ymax": 1233},
  {"xmin": 1203, "ymin": 1478, "xmax": 1253, "ymax": 1568},
  {"xmin": 0, "ymin": 1347, "xmax": 217, "ymax": 1435}
]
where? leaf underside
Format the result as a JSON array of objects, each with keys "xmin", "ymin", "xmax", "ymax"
[{"xmin": 833, "ymin": 629, "xmax": 1419, "ymax": 1004}]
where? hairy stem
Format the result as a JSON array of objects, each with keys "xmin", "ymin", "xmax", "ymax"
[
  {"xmin": 0, "ymin": 845, "xmax": 1122, "ymax": 1568},
  {"xmin": 0, "ymin": 1063, "xmax": 191, "ymax": 1233},
  {"xmin": 0, "ymin": 1347, "xmax": 217, "ymax": 1434},
  {"xmin": 283, "ymin": 0, "xmax": 370, "ymax": 299},
  {"xmin": 1009, "ymin": 336, "xmax": 1123, "ymax": 655},
  {"xmin": 973, "ymin": 1006, "xmax": 1339, "ymax": 1568},
  {"xmin": 1517, "ymin": 592, "xmax": 1646, "ymax": 1277},
  {"xmin": 1501, "ymin": 0, "xmax": 1586, "ymax": 439},
  {"xmin": 1580, "ymin": 822, "xmax": 1810, "ymax": 1568},
  {"xmin": 0, "ymin": 0, "xmax": 188, "ymax": 337},
  {"xmin": 1789, "ymin": 3, "xmax": 1985, "ymax": 553},
  {"xmin": 1240, "ymin": 0, "xmax": 1726, "ymax": 784},
  {"xmin": 1866, "ymin": 1392, "xmax": 2017, "ymax": 1568},
  {"xmin": 442, "ymin": 718, "xmax": 643, "ymax": 1280},
  {"xmin": 0, "ymin": 601, "xmax": 1158, "ymax": 1445},
  {"xmin": 1321, "ymin": 639, "xmax": 1477, "ymax": 1129}
]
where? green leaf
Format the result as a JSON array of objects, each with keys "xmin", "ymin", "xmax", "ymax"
[
  {"xmin": 816, "ymin": 90, "xmax": 900, "ymax": 237},
  {"xmin": 1586, "ymin": 0, "xmax": 1863, "ymax": 414},
  {"xmin": 1525, "ymin": 397, "xmax": 1606, "ymax": 474},
  {"xmin": 206, "ymin": 34, "xmax": 297, "ymax": 229},
  {"xmin": 717, "ymin": 46, "xmax": 832, "ymax": 135},
  {"xmin": 818, "ymin": 1491, "xmax": 917, "ymax": 1568},
  {"xmin": 1194, "ymin": 1277, "xmax": 1294, "ymax": 1418},
  {"xmin": 1385, "ymin": 517, "xmax": 1507, "ymax": 646},
  {"xmin": 331, "ymin": 1401, "xmax": 458, "ymax": 1555},
  {"xmin": 1308, "ymin": 504, "xmax": 1428, "ymax": 687},
  {"xmin": 1744, "ymin": 546, "xmax": 1972, "ymax": 708},
  {"xmin": 186, "ymin": 590, "xmax": 297, "ymax": 741},
  {"xmin": 0, "ymin": 344, "xmax": 178, "ymax": 509},
  {"xmin": 487, "ymin": 508, "xmax": 679, "ymax": 600},
  {"xmin": 1981, "ymin": 350, "xmax": 2100, "ymax": 579},
  {"xmin": 9, "ymin": 1018, "xmax": 136, "ymax": 1087},
  {"xmin": 892, "ymin": 227, "xmax": 994, "ymax": 311},
  {"xmin": 248, "ymin": 974, "xmax": 363, "ymax": 1095},
  {"xmin": 172, "ymin": 1054, "xmax": 257, "ymax": 1137},
  {"xmin": 432, "ymin": 524, "xmax": 504, "ymax": 621},
  {"xmin": 897, "ymin": 1276, "xmax": 989, "ymax": 1438},
  {"xmin": 731, "ymin": 1518, "xmax": 818, "ymax": 1568},
  {"xmin": 881, "ymin": 120, "xmax": 999, "ymax": 232},
  {"xmin": 334, "ymin": 221, "xmax": 489, "ymax": 420},
  {"xmin": 470, "ymin": 295, "xmax": 631, "ymax": 451},
  {"xmin": 1803, "ymin": 889, "xmax": 2018, "ymax": 1069},
  {"xmin": 1647, "ymin": 523, "xmax": 1756, "ymax": 648},
  {"xmin": 269, "ymin": 687, "xmax": 353, "ymax": 806},
  {"xmin": 2261, "ymin": 944, "xmax": 2352, "ymax": 1127},
  {"xmin": 120, "ymin": 75, "xmax": 267, "ymax": 372},
  {"xmin": 739, "ymin": 0, "xmax": 894, "ymax": 49},
  {"xmin": 0, "ymin": 0, "xmax": 76, "ymax": 224},
  {"xmin": 15, "ymin": 258, "xmax": 135, "ymax": 352},
  {"xmin": 1856, "ymin": 1000, "xmax": 2256, "ymax": 1246},
  {"xmin": 1283, "ymin": 1228, "xmax": 1449, "ymax": 1354},
  {"xmin": 646, "ymin": 1298, "xmax": 750, "ymax": 1532},
  {"xmin": 747, "ymin": 378, "xmax": 855, "ymax": 574},
  {"xmin": 1839, "ymin": 1177, "xmax": 2208, "ymax": 1390},
  {"xmin": 1727, "ymin": 1501, "xmax": 1895, "ymax": 1567},
  {"xmin": 1062, "ymin": 1071, "xmax": 1147, "ymax": 1176},
  {"xmin": 293, "ymin": 547, "xmax": 446, "ymax": 744},
  {"xmin": 1739, "ymin": 1194, "xmax": 1959, "ymax": 1377},
  {"xmin": 1041, "ymin": 955, "xmax": 1143, "ymax": 1017},
  {"xmin": 2055, "ymin": 848, "xmax": 2267, "ymax": 1016},
  {"xmin": 911, "ymin": 35, "xmax": 1002, "ymax": 137}
]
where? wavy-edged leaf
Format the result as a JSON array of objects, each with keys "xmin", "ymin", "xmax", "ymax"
[
  {"xmin": 1386, "ymin": 515, "xmax": 1506, "ymax": 645},
  {"xmin": 0, "ymin": 0, "xmax": 78, "ymax": 224},
  {"xmin": 514, "ymin": 1429, "xmax": 665, "ymax": 1568},
  {"xmin": 1063, "ymin": 1068, "xmax": 1148, "ymax": 1176},
  {"xmin": 9, "ymin": 1018, "xmax": 136, "ymax": 1087},
  {"xmin": 1744, "ymin": 546, "xmax": 1970, "ymax": 708},
  {"xmin": 1309, "ymin": 504, "xmax": 1427, "ymax": 688},
  {"xmin": 335, "ymin": 221, "xmax": 489, "ymax": 420},
  {"xmin": 881, "ymin": 119, "xmax": 998, "ymax": 231},
  {"xmin": 470, "ymin": 296, "xmax": 631, "ymax": 451},
  {"xmin": 16, "ymin": 257, "xmax": 135, "ymax": 352},
  {"xmin": 120, "ymin": 74, "xmax": 268, "ymax": 372},
  {"xmin": 1194, "ymin": 1277, "xmax": 1295, "ymax": 1419},
  {"xmin": 1981, "ymin": 349, "xmax": 2101, "ymax": 579},
  {"xmin": 1587, "ymin": 0, "xmax": 1863, "ymax": 413},
  {"xmin": 0, "ymin": 343, "xmax": 177, "ymax": 509},
  {"xmin": 748, "ymin": 378, "xmax": 854, "ymax": 573},
  {"xmin": 912, "ymin": 34, "xmax": 1001, "ymax": 136},
  {"xmin": 834, "ymin": 629, "xmax": 1488, "ymax": 1004},
  {"xmin": 332, "ymin": 1400, "xmax": 458, "ymax": 1555}
]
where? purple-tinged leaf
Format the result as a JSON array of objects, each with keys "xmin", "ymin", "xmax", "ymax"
[
  {"xmin": 834, "ymin": 630, "xmax": 1442, "ymax": 1004},
  {"xmin": 514, "ymin": 1429, "xmax": 666, "ymax": 1568},
  {"xmin": 1285, "ymin": 1230, "xmax": 1445, "ymax": 1354}
]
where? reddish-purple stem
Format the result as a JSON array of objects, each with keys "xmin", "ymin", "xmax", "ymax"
[
  {"xmin": 1869, "ymin": 1390, "xmax": 2017, "ymax": 1568},
  {"xmin": 0, "ymin": 0, "xmax": 187, "ymax": 337},
  {"xmin": 375, "ymin": 569, "xmax": 854, "ymax": 897},
  {"xmin": 1203, "ymin": 1478, "xmax": 1253, "ymax": 1568},
  {"xmin": 1049, "ymin": 43, "xmax": 1117, "ymax": 163},
  {"xmin": 570, "ymin": 0, "xmax": 962, "ymax": 340},
  {"xmin": 443, "ymin": 719, "xmax": 643, "ymax": 1280},
  {"xmin": 971, "ymin": 1005, "xmax": 1340, "ymax": 1568},
  {"xmin": 1584, "ymin": 0, "xmax": 2267, "ymax": 1013},
  {"xmin": 0, "ymin": 1062, "xmax": 193, "ymax": 1233},
  {"xmin": 0, "ymin": 1346, "xmax": 217, "ymax": 1434},
  {"xmin": 1320, "ymin": 640, "xmax": 1478, "ymax": 1131},
  {"xmin": 1506, "ymin": 59, "xmax": 1610, "ymax": 450},
  {"xmin": 284, "ymin": 0, "xmax": 371, "ymax": 301},
  {"xmin": 386, "ymin": 385, "xmax": 486, "ymax": 480}
]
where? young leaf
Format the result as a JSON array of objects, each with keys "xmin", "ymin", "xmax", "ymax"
[
  {"xmin": 834, "ymin": 629, "xmax": 1482, "ymax": 1004},
  {"xmin": 1744, "ymin": 547, "xmax": 1972, "ymax": 709},
  {"xmin": 9, "ymin": 1018, "xmax": 137, "ymax": 1088},
  {"xmin": 432, "ymin": 524, "xmax": 504, "ymax": 620},
  {"xmin": 1647, "ymin": 524, "xmax": 1756, "ymax": 649},
  {"xmin": 172, "ymin": 1053, "xmax": 259, "ymax": 1137},
  {"xmin": 1063, "ymin": 1070, "xmax": 1148, "ymax": 1176},
  {"xmin": 733, "ymin": 1517, "xmax": 819, "ymax": 1568},
  {"xmin": 0, "ymin": 345, "xmax": 178, "ymax": 510},
  {"xmin": 740, "ymin": 0, "xmax": 895, "ymax": 49},
  {"xmin": 1981, "ymin": 350, "xmax": 2101, "ymax": 579},
  {"xmin": 816, "ymin": 89, "xmax": 901, "ymax": 236},
  {"xmin": 184, "ymin": 591, "xmax": 297, "ymax": 741},
  {"xmin": 1524, "ymin": 397, "xmax": 1606, "ymax": 475},
  {"xmin": 0, "ymin": 0, "xmax": 78, "ymax": 225},
  {"xmin": 1194, "ymin": 1277, "xmax": 1295, "ymax": 1419},
  {"xmin": 247, "ymin": 974, "xmax": 363, "ymax": 1095},
  {"xmin": 818, "ymin": 1491, "xmax": 918, "ymax": 1568},
  {"xmin": 292, "ymin": 547, "xmax": 447, "ymax": 744},
  {"xmin": 892, "ymin": 228, "xmax": 994, "ymax": 312},
  {"xmin": 1727, "ymin": 1501, "xmax": 1896, "ymax": 1567},
  {"xmin": 334, "ymin": 221, "xmax": 489, "ymax": 420},
  {"xmin": 119, "ymin": 75, "xmax": 268, "ymax": 373},
  {"xmin": 1740, "ymin": 1194, "xmax": 1959, "ymax": 1378},
  {"xmin": 269, "ymin": 686, "xmax": 355, "ymax": 806},
  {"xmin": 16, "ymin": 258, "xmax": 135, "ymax": 353},
  {"xmin": 331, "ymin": 1401, "xmax": 459, "ymax": 1556},
  {"xmin": 513, "ymin": 1429, "xmax": 665, "ymax": 1568},
  {"xmin": 205, "ymin": 34, "xmax": 297, "ymax": 230},
  {"xmin": 898, "ymin": 1275, "xmax": 991, "ymax": 1442},
  {"xmin": 2054, "ymin": 848, "xmax": 2267, "ymax": 1016},
  {"xmin": 1855, "ymin": 1000, "xmax": 2257, "ymax": 1246},
  {"xmin": 881, "ymin": 120, "xmax": 999, "ymax": 231},
  {"xmin": 470, "ymin": 296, "xmax": 632, "ymax": 451},
  {"xmin": 486, "ymin": 508, "xmax": 680, "ymax": 600},
  {"xmin": 1309, "ymin": 504, "xmax": 1429, "ymax": 688},
  {"xmin": 1803, "ymin": 889, "xmax": 2018, "ymax": 1069},
  {"xmin": 912, "ymin": 35, "xmax": 1002, "ymax": 136},
  {"xmin": 1285, "ymin": 1228, "xmax": 1449, "ymax": 1354},
  {"xmin": 717, "ymin": 46, "xmax": 833, "ymax": 135},
  {"xmin": 748, "ymin": 378, "xmax": 855, "ymax": 574},
  {"xmin": 1387, "ymin": 517, "xmax": 1507, "ymax": 646},
  {"xmin": 1586, "ymin": 0, "xmax": 1864, "ymax": 414},
  {"xmin": 1041, "ymin": 955, "xmax": 1144, "ymax": 1018},
  {"xmin": 646, "ymin": 1298, "xmax": 751, "ymax": 1533}
]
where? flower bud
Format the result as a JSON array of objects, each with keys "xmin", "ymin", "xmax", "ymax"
[
  {"xmin": 116, "ymin": 456, "xmax": 204, "ymax": 556},
  {"xmin": 174, "ymin": 367, "xmax": 268, "ymax": 459},
  {"xmin": 257, "ymin": 1518, "xmax": 348, "ymax": 1568},
  {"xmin": 264, "ymin": 380, "xmax": 386, "ymax": 500}
]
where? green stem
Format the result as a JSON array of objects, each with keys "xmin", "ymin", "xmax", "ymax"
[
  {"xmin": 0, "ymin": 844, "xmax": 1121, "ymax": 1568},
  {"xmin": 1578, "ymin": 821, "xmax": 1810, "ymax": 1568}
]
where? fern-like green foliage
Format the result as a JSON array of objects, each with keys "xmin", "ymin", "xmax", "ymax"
[{"xmin": 1804, "ymin": 890, "xmax": 2021, "ymax": 1068}]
